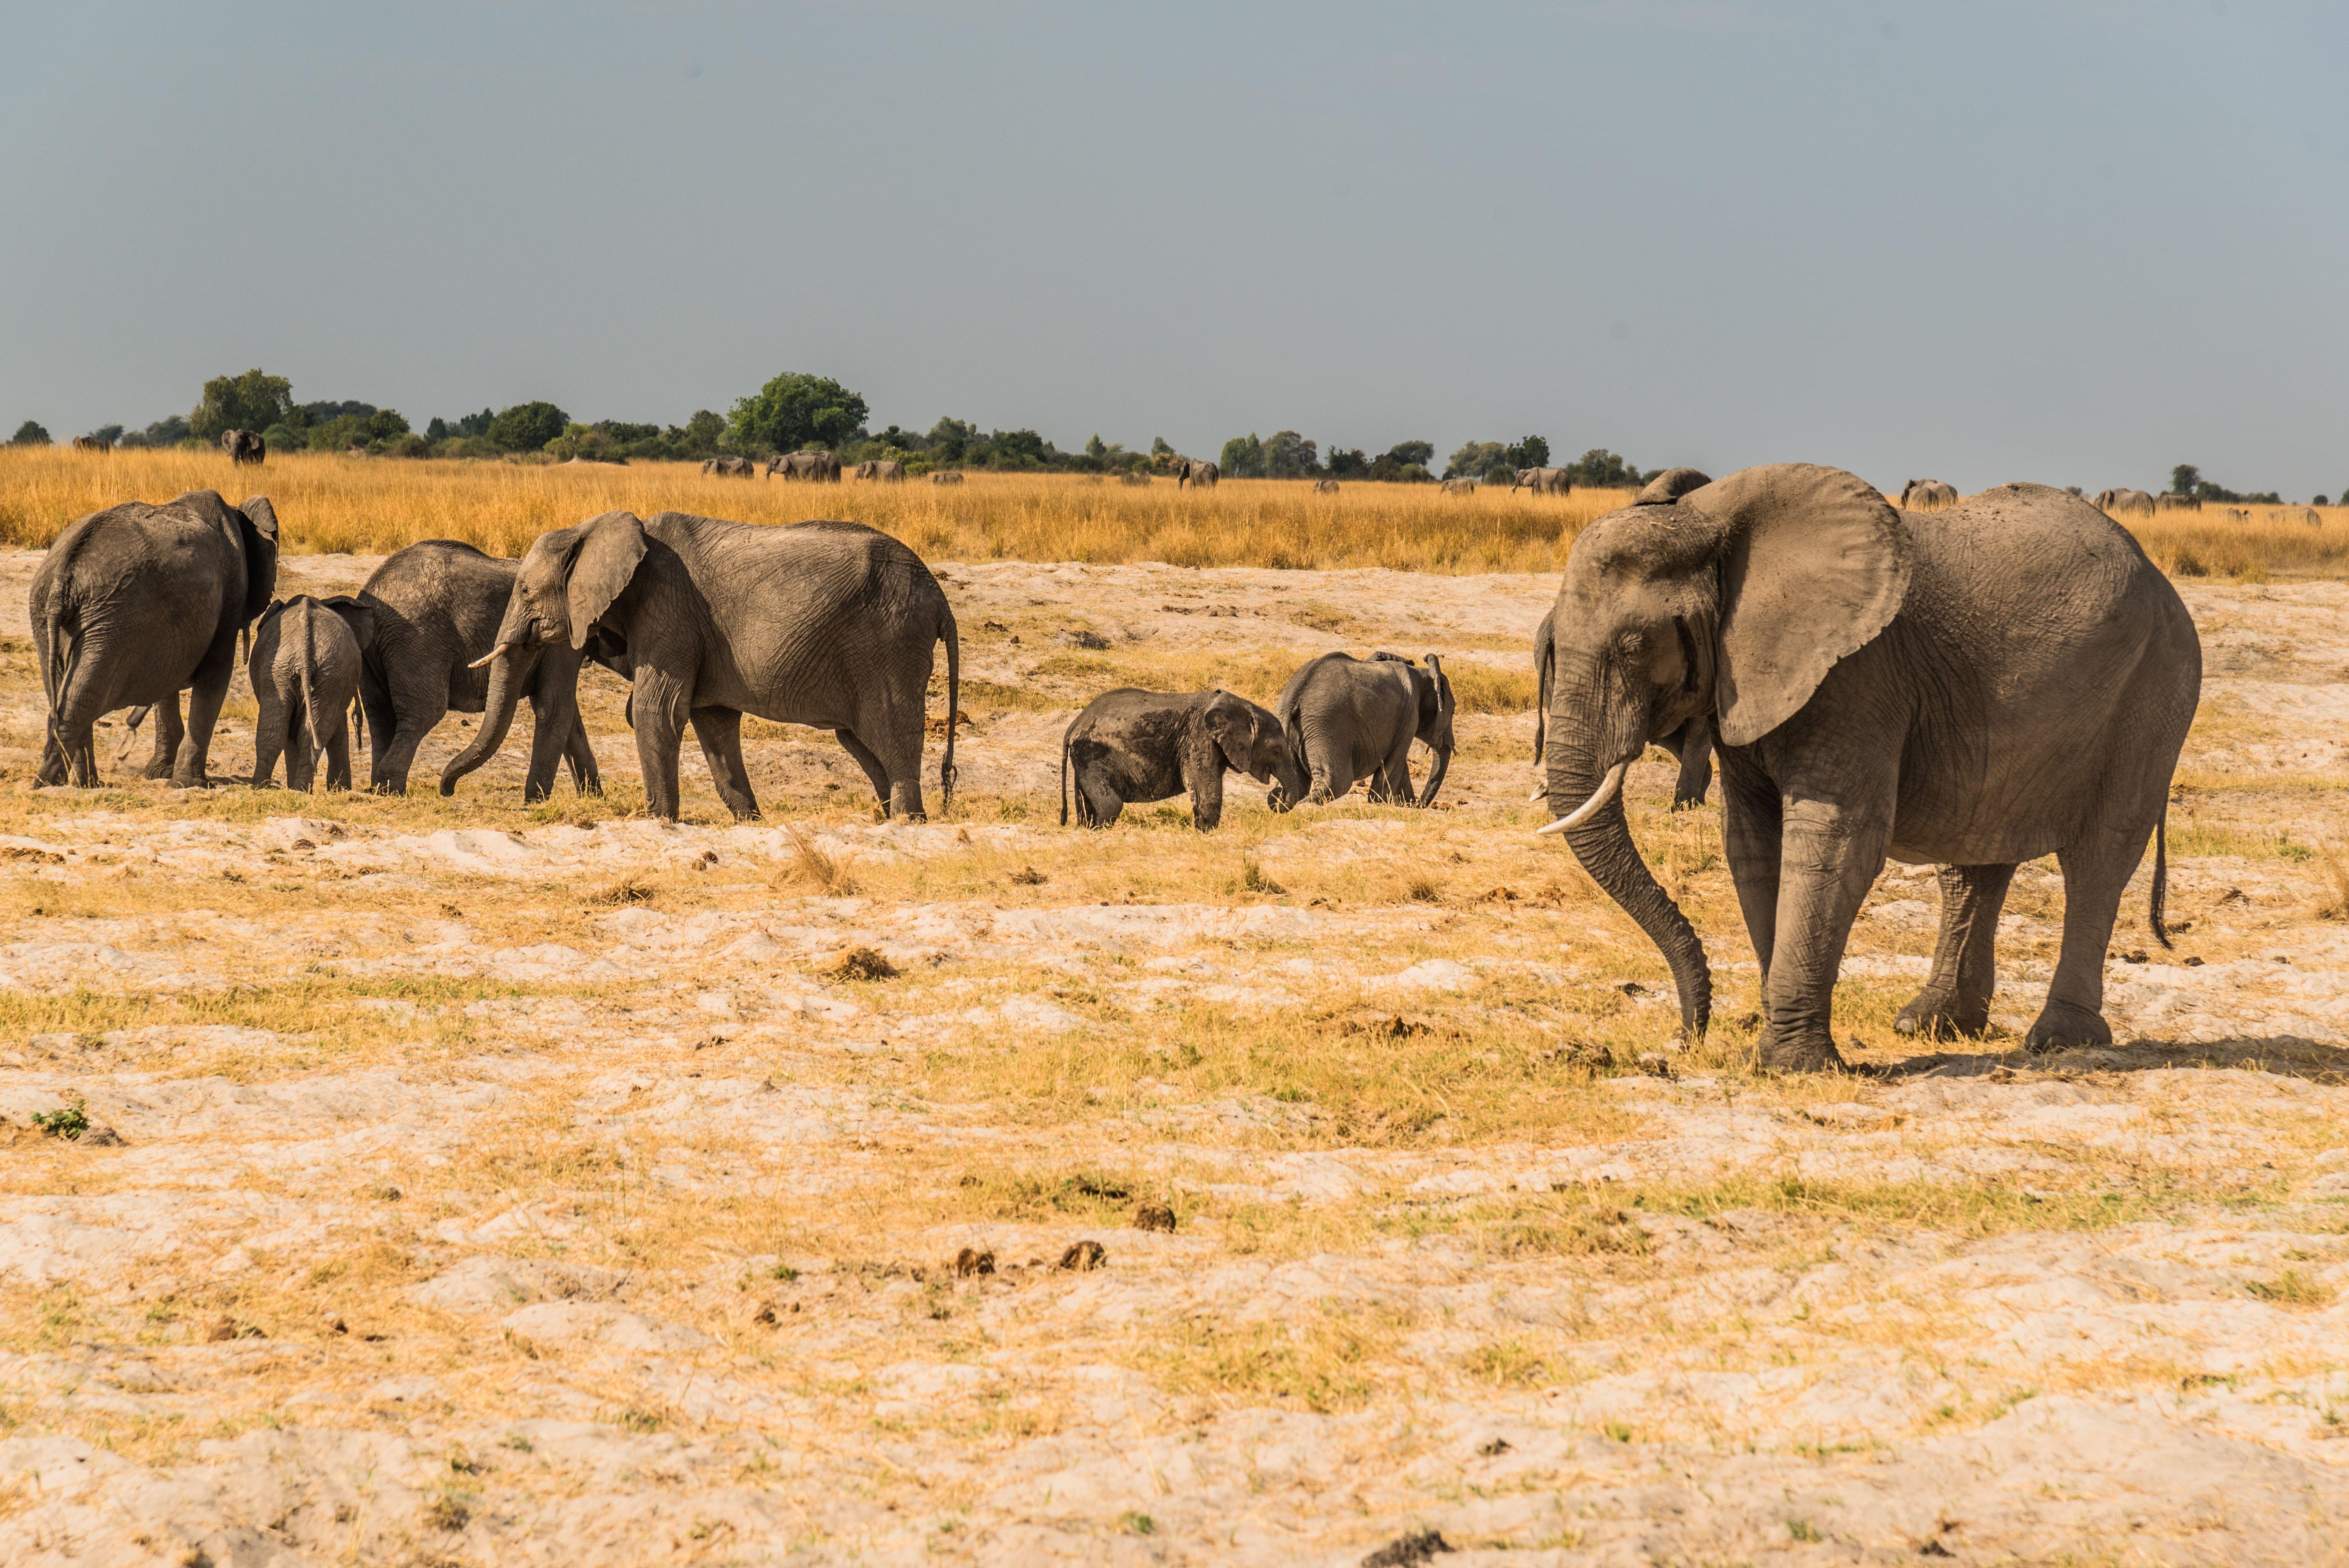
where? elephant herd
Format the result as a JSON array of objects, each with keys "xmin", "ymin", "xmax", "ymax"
[{"xmin": 32, "ymin": 462, "xmax": 2207, "ymax": 1075}]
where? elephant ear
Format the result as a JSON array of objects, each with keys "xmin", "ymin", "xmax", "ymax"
[
  {"xmin": 322, "ymin": 594, "xmax": 378, "ymax": 652},
  {"xmin": 1200, "ymin": 691, "xmax": 1262, "ymax": 777},
  {"xmin": 1686, "ymin": 463, "xmax": 1911, "ymax": 747},
  {"xmin": 236, "ymin": 496, "xmax": 281, "ymax": 625},
  {"xmin": 1417, "ymin": 654, "xmax": 1453, "ymax": 736},
  {"xmin": 1634, "ymin": 468, "xmax": 1712, "ymax": 506},
  {"xmin": 564, "ymin": 511, "xmax": 649, "ymax": 649}
]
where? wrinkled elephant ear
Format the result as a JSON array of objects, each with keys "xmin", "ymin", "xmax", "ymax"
[
  {"xmin": 565, "ymin": 511, "xmax": 649, "ymax": 650},
  {"xmin": 236, "ymin": 495, "xmax": 281, "ymax": 624},
  {"xmin": 1687, "ymin": 463, "xmax": 1911, "ymax": 747},
  {"xmin": 1635, "ymin": 468, "xmax": 1711, "ymax": 506},
  {"xmin": 321, "ymin": 594, "xmax": 378, "ymax": 652},
  {"xmin": 1417, "ymin": 654, "xmax": 1454, "ymax": 806},
  {"xmin": 1200, "ymin": 690, "xmax": 1261, "ymax": 777}
]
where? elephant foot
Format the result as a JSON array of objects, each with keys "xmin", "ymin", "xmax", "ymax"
[
  {"xmin": 1756, "ymin": 1026, "xmax": 1848, "ymax": 1074},
  {"xmin": 1669, "ymin": 791, "xmax": 1707, "ymax": 813},
  {"xmin": 140, "ymin": 761, "xmax": 174, "ymax": 781},
  {"xmin": 2023, "ymin": 1001, "xmax": 2111, "ymax": 1054},
  {"xmin": 1893, "ymin": 987, "xmax": 1992, "ymax": 1040}
]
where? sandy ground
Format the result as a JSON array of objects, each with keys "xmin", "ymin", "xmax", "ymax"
[{"xmin": 0, "ymin": 552, "xmax": 2346, "ymax": 1566}]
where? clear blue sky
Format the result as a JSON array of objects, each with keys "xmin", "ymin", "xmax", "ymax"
[{"xmin": 5, "ymin": 1, "xmax": 2344, "ymax": 497}]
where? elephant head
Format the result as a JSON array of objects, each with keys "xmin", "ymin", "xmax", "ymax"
[
  {"xmin": 1200, "ymin": 691, "xmax": 1309, "ymax": 811},
  {"xmin": 1537, "ymin": 463, "xmax": 1911, "ymax": 1037},
  {"xmin": 1413, "ymin": 654, "xmax": 1455, "ymax": 806},
  {"xmin": 234, "ymin": 495, "xmax": 280, "ymax": 624}
]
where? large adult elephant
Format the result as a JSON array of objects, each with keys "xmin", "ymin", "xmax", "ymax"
[
  {"xmin": 2155, "ymin": 494, "xmax": 2202, "ymax": 513},
  {"xmin": 223, "ymin": 430, "xmax": 266, "ymax": 466},
  {"xmin": 2095, "ymin": 488, "xmax": 2155, "ymax": 515},
  {"xmin": 1173, "ymin": 459, "xmax": 1218, "ymax": 490},
  {"xmin": 352, "ymin": 540, "xmax": 599, "ymax": 799},
  {"xmin": 31, "ymin": 489, "xmax": 279, "ymax": 786},
  {"xmin": 768, "ymin": 451, "xmax": 841, "ymax": 482},
  {"xmin": 856, "ymin": 459, "xmax": 907, "ymax": 482},
  {"xmin": 1276, "ymin": 652, "xmax": 1454, "ymax": 807},
  {"xmin": 1511, "ymin": 467, "xmax": 1572, "ymax": 496},
  {"xmin": 701, "ymin": 456, "xmax": 755, "ymax": 477},
  {"xmin": 444, "ymin": 513, "xmax": 959, "ymax": 822},
  {"xmin": 1899, "ymin": 479, "xmax": 1958, "ymax": 509},
  {"xmin": 1534, "ymin": 463, "xmax": 2200, "ymax": 1072}
]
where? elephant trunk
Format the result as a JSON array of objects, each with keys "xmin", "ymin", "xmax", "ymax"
[
  {"xmin": 1417, "ymin": 737, "xmax": 1452, "ymax": 807},
  {"xmin": 441, "ymin": 645, "xmax": 532, "ymax": 795},
  {"xmin": 1547, "ymin": 716, "xmax": 1711, "ymax": 1041}
]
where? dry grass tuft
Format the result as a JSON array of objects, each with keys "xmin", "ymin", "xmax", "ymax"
[
  {"xmin": 2315, "ymin": 854, "xmax": 2349, "ymax": 920},
  {"xmin": 592, "ymin": 875, "xmax": 656, "ymax": 907},
  {"xmin": 827, "ymin": 945, "xmax": 899, "ymax": 982},
  {"xmin": 776, "ymin": 823, "xmax": 860, "ymax": 896}
]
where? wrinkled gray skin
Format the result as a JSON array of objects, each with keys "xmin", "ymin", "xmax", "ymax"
[
  {"xmin": 855, "ymin": 460, "xmax": 907, "ymax": 482},
  {"xmin": 31, "ymin": 489, "xmax": 279, "ymax": 787},
  {"xmin": 1511, "ymin": 467, "xmax": 1572, "ymax": 495},
  {"xmin": 2155, "ymin": 494, "xmax": 2202, "ymax": 513},
  {"xmin": 1060, "ymin": 688, "xmax": 1306, "ymax": 830},
  {"xmin": 446, "ymin": 513, "xmax": 959, "ymax": 823},
  {"xmin": 354, "ymin": 541, "xmax": 599, "ymax": 800},
  {"xmin": 1898, "ymin": 479, "xmax": 1958, "ymax": 509},
  {"xmin": 249, "ymin": 595, "xmax": 371, "ymax": 791},
  {"xmin": 929, "ymin": 470, "xmax": 964, "ymax": 485},
  {"xmin": 701, "ymin": 456, "xmax": 756, "ymax": 477},
  {"xmin": 767, "ymin": 451, "xmax": 842, "ymax": 481},
  {"xmin": 1312, "ymin": 479, "xmax": 1339, "ymax": 494},
  {"xmin": 1533, "ymin": 606, "xmax": 1711, "ymax": 811},
  {"xmin": 223, "ymin": 429, "xmax": 266, "ymax": 466},
  {"xmin": 1277, "ymin": 652, "xmax": 1456, "ymax": 807},
  {"xmin": 1173, "ymin": 460, "xmax": 1219, "ymax": 490},
  {"xmin": 1539, "ymin": 463, "xmax": 2201, "ymax": 1072},
  {"xmin": 2095, "ymin": 488, "xmax": 2156, "ymax": 515},
  {"xmin": 1440, "ymin": 477, "xmax": 1476, "ymax": 495}
]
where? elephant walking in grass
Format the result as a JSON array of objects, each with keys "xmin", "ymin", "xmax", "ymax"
[
  {"xmin": 223, "ymin": 430, "xmax": 266, "ymax": 466},
  {"xmin": 250, "ymin": 595, "xmax": 371, "ymax": 791},
  {"xmin": 1511, "ymin": 467, "xmax": 1571, "ymax": 496},
  {"xmin": 1060, "ymin": 689, "xmax": 1306, "ymax": 830},
  {"xmin": 930, "ymin": 470, "xmax": 964, "ymax": 485},
  {"xmin": 1535, "ymin": 463, "xmax": 2200, "ymax": 1072},
  {"xmin": 354, "ymin": 541, "xmax": 599, "ymax": 800},
  {"xmin": 2155, "ymin": 494, "xmax": 2202, "ymax": 513},
  {"xmin": 856, "ymin": 460, "xmax": 907, "ymax": 482},
  {"xmin": 1276, "ymin": 652, "xmax": 1455, "ymax": 807},
  {"xmin": 445, "ymin": 513, "xmax": 958, "ymax": 822},
  {"xmin": 1899, "ymin": 479, "xmax": 1957, "ymax": 509},
  {"xmin": 1312, "ymin": 479, "xmax": 1339, "ymax": 494},
  {"xmin": 1440, "ymin": 477, "xmax": 1476, "ymax": 495},
  {"xmin": 31, "ymin": 490, "xmax": 279, "ymax": 787},
  {"xmin": 2094, "ymin": 488, "xmax": 2156, "ymax": 515},
  {"xmin": 768, "ymin": 451, "xmax": 842, "ymax": 482},
  {"xmin": 701, "ymin": 456, "xmax": 755, "ymax": 476},
  {"xmin": 1173, "ymin": 459, "xmax": 1218, "ymax": 490}
]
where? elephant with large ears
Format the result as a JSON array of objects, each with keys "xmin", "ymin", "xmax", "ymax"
[
  {"xmin": 31, "ymin": 489, "xmax": 278, "ymax": 787},
  {"xmin": 1277, "ymin": 651, "xmax": 1454, "ymax": 807},
  {"xmin": 353, "ymin": 540, "xmax": 599, "ymax": 800},
  {"xmin": 1060, "ymin": 687, "xmax": 1307, "ymax": 830},
  {"xmin": 1536, "ymin": 464, "xmax": 2200, "ymax": 1071},
  {"xmin": 443, "ymin": 512, "xmax": 959, "ymax": 822}
]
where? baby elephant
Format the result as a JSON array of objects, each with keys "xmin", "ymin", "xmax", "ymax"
[
  {"xmin": 249, "ymin": 595, "xmax": 373, "ymax": 791},
  {"xmin": 1061, "ymin": 688, "xmax": 1304, "ymax": 830},
  {"xmin": 1277, "ymin": 651, "xmax": 1456, "ymax": 807}
]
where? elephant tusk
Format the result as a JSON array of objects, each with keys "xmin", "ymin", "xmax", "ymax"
[
  {"xmin": 1533, "ymin": 761, "xmax": 1628, "ymax": 836},
  {"xmin": 1527, "ymin": 785, "xmax": 1547, "ymax": 803},
  {"xmin": 467, "ymin": 641, "xmax": 513, "ymax": 670}
]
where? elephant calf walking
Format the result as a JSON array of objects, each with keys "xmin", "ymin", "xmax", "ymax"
[
  {"xmin": 1060, "ymin": 688, "xmax": 1305, "ymax": 830},
  {"xmin": 250, "ymin": 596, "xmax": 371, "ymax": 791},
  {"xmin": 1276, "ymin": 652, "xmax": 1455, "ymax": 807}
]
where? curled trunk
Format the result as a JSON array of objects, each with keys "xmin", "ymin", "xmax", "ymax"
[
  {"xmin": 1417, "ymin": 742, "xmax": 1451, "ymax": 807},
  {"xmin": 1549, "ymin": 729, "xmax": 1711, "ymax": 1039}
]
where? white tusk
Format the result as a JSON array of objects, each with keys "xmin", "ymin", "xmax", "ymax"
[
  {"xmin": 467, "ymin": 641, "xmax": 513, "ymax": 670},
  {"xmin": 1527, "ymin": 787, "xmax": 1547, "ymax": 804},
  {"xmin": 1533, "ymin": 761, "xmax": 1628, "ymax": 835}
]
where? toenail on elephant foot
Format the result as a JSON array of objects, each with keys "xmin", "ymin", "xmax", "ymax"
[
  {"xmin": 1757, "ymin": 1029, "xmax": 1848, "ymax": 1075},
  {"xmin": 2023, "ymin": 1004, "xmax": 2111, "ymax": 1054},
  {"xmin": 1894, "ymin": 991, "xmax": 1991, "ymax": 1039}
]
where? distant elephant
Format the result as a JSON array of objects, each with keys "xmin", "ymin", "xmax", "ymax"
[
  {"xmin": 2226, "ymin": 508, "xmax": 2251, "ymax": 523},
  {"xmin": 1899, "ymin": 479, "xmax": 1958, "ymax": 509},
  {"xmin": 250, "ymin": 595, "xmax": 371, "ymax": 791},
  {"xmin": 223, "ymin": 430, "xmax": 266, "ymax": 466},
  {"xmin": 2155, "ymin": 494, "xmax": 2201, "ymax": 513},
  {"xmin": 31, "ymin": 489, "xmax": 279, "ymax": 787},
  {"xmin": 353, "ymin": 540, "xmax": 599, "ymax": 800},
  {"xmin": 2285, "ymin": 507, "xmax": 2322, "ymax": 526},
  {"xmin": 2094, "ymin": 488, "xmax": 2155, "ymax": 515},
  {"xmin": 1535, "ymin": 463, "xmax": 2200, "ymax": 1072},
  {"xmin": 70, "ymin": 435, "xmax": 109, "ymax": 453},
  {"xmin": 446, "ymin": 513, "xmax": 959, "ymax": 822},
  {"xmin": 1059, "ymin": 688, "xmax": 1307, "ymax": 830},
  {"xmin": 1511, "ymin": 467, "xmax": 1572, "ymax": 495},
  {"xmin": 1532, "ymin": 608, "xmax": 1711, "ymax": 813},
  {"xmin": 1312, "ymin": 479, "xmax": 1340, "ymax": 494},
  {"xmin": 856, "ymin": 460, "xmax": 907, "ymax": 482},
  {"xmin": 768, "ymin": 451, "xmax": 842, "ymax": 482},
  {"xmin": 701, "ymin": 456, "xmax": 755, "ymax": 477},
  {"xmin": 1440, "ymin": 477, "xmax": 1476, "ymax": 495},
  {"xmin": 929, "ymin": 470, "xmax": 964, "ymax": 485},
  {"xmin": 1277, "ymin": 651, "xmax": 1455, "ymax": 807},
  {"xmin": 1173, "ymin": 459, "xmax": 1219, "ymax": 490}
]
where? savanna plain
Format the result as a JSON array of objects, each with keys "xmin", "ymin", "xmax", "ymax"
[{"xmin": 4, "ymin": 450, "xmax": 2349, "ymax": 1567}]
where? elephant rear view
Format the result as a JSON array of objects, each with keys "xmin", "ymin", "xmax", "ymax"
[
  {"xmin": 1277, "ymin": 651, "xmax": 1454, "ymax": 807},
  {"xmin": 1898, "ymin": 479, "xmax": 1959, "ymax": 510},
  {"xmin": 30, "ymin": 489, "xmax": 278, "ymax": 787},
  {"xmin": 444, "ymin": 512, "xmax": 959, "ymax": 822},
  {"xmin": 250, "ymin": 595, "xmax": 371, "ymax": 791},
  {"xmin": 1174, "ymin": 459, "xmax": 1218, "ymax": 489}
]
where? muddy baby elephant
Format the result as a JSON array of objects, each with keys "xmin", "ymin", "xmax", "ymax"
[
  {"xmin": 1060, "ymin": 688, "xmax": 1305, "ymax": 830},
  {"xmin": 1277, "ymin": 652, "xmax": 1456, "ymax": 807},
  {"xmin": 250, "ymin": 595, "xmax": 372, "ymax": 791}
]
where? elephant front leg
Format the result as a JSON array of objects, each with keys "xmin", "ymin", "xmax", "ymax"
[
  {"xmin": 142, "ymin": 696, "xmax": 185, "ymax": 781},
  {"xmin": 1756, "ymin": 792, "xmax": 1893, "ymax": 1073},
  {"xmin": 632, "ymin": 672, "xmax": 692, "ymax": 821},
  {"xmin": 690, "ymin": 707, "xmax": 761, "ymax": 821},
  {"xmin": 374, "ymin": 709, "xmax": 442, "ymax": 795},
  {"xmin": 1718, "ymin": 750, "xmax": 1783, "ymax": 993},
  {"xmin": 1182, "ymin": 754, "xmax": 1226, "ymax": 831},
  {"xmin": 1896, "ymin": 863, "xmax": 2017, "ymax": 1039}
]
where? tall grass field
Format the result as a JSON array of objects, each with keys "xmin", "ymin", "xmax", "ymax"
[{"xmin": 0, "ymin": 446, "xmax": 2337, "ymax": 578}]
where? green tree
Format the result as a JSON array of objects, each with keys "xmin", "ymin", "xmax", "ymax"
[
  {"xmin": 1326, "ymin": 447, "xmax": 1369, "ymax": 477},
  {"xmin": 90, "ymin": 424, "xmax": 123, "ymax": 447},
  {"xmin": 487, "ymin": 402, "xmax": 570, "ymax": 453},
  {"xmin": 992, "ymin": 429, "xmax": 1050, "ymax": 466},
  {"xmin": 1264, "ymin": 430, "xmax": 1318, "ymax": 478},
  {"xmin": 10, "ymin": 420, "xmax": 50, "ymax": 446},
  {"xmin": 1384, "ymin": 440, "xmax": 1434, "ymax": 469},
  {"xmin": 1150, "ymin": 436, "xmax": 1175, "ymax": 458},
  {"xmin": 2169, "ymin": 464, "xmax": 2200, "ymax": 497},
  {"xmin": 191, "ymin": 369, "xmax": 295, "ymax": 442},
  {"xmin": 1567, "ymin": 449, "xmax": 1642, "ymax": 488},
  {"xmin": 1505, "ymin": 435, "xmax": 1550, "ymax": 470},
  {"xmin": 1445, "ymin": 440, "xmax": 1509, "ymax": 480},
  {"xmin": 730, "ymin": 373, "xmax": 868, "ymax": 455},
  {"xmin": 1219, "ymin": 433, "xmax": 1267, "ymax": 478}
]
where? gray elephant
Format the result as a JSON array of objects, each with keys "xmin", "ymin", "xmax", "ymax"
[
  {"xmin": 31, "ymin": 489, "xmax": 279, "ymax": 787},
  {"xmin": 929, "ymin": 470, "xmax": 964, "ymax": 485},
  {"xmin": 768, "ymin": 451, "xmax": 842, "ymax": 482},
  {"xmin": 2094, "ymin": 488, "xmax": 2155, "ymax": 515},
  {"xmin": 1898, "ymin": 479, "xmax": 1958, "ymax": 509},
  {"xmin": 1440, "ymin": 477, "xmax": 1476, "ymax": 495},
  {"xmin": 1534, "ymin": 463, "xmax": 2200, "ymax": 1072},
  {"xmin": 1511, "ymin": 467, "xmax": 1572, "ymax": 495},
  {"xmin": 1173, "ymin": 459, "xmax": 1219, "ymax": 490},
  {"xmin": 353, "ymin": 540, "xmax": 599, "ymax": 799},
  {"xmin": 223, "ymin": 430, "xmax": 266, "ymax": 466},
  {"xmin": 250, "ymin": 595, "xmax": 371, "ymax": 791},
  {"xmin": 1533, "ymin": 606, "xmax": 1711, "ymax": 813},
  {"xmin": 1277, "ymin": 652, "xmax": 1455, "ymax": 807},
  {"xmin": 856, "ymin": 459, "xmax": 907, "ymax": 482},
  {"xmin": 702, "ymin": 456, "xmax": 756, "ymax": 477},
  {"xmin": 2155, "ymin": 494, "xmax": 2202, "ymax": 513},
  {"xmin": 444, "ymin": 513, "xmax": 959, "ymax": 822},
  {"xmin": 1060, "ymin": 688, "xmax": 1306, "ymax": 830},
  {"xmin": 1312, "ymin": 478, "xmax": 1339, "ymax": 494}
]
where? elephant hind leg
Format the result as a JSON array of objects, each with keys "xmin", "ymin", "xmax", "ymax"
[
  {"xmin": 2026, "ymin": 829, "xmax": 2147, "ymax": 1053},
  {"xmin": 141, "ymin": 694, "xmax": 184, "ymax": 782},
  {"xmin": 839, "ymin": 719, "xmax": 927, "ymax": 820},
  {"xmin": 1074, "ymin": 768, "xmax": 1123, "ymax": 828},
  {"xmin": 1895, "ymin": 863, "xmax": 2016, "ymax": 1039}
]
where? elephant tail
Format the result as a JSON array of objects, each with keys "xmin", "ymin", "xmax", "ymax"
[
  {"xmin": 1059, "ymin": 726, "xmax": 1070, "ymax": 827},
  {"xmin": 2148, "ymin": 810, "xmax": 2172, "ymax": 949},
  {"xmin": 39, "ymin": 592, "xmax": 77, "ymax": 761},
  {"xmin": 297, "ymin": 633, "xmax": 328, "ymax": 780},
  {"xmin": 938, "ymin": 599, "xmax": 960, "ymax": 813}
]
